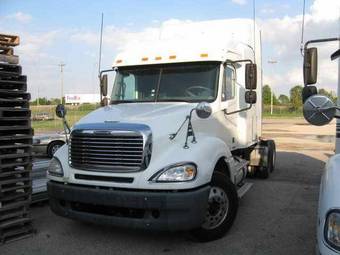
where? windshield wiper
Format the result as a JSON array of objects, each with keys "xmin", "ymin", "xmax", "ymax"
[
  {"xmin": 110, "ymin": 100, "xmax": 154, "ymax": 104},
  {"xmin": 158, "ymin": 99, "xmax": 193, "ymax": 103}
]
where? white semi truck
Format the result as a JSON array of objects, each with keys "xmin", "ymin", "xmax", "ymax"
[
  {"xmin": 47, "ymin": 19, "xmax": 276, "ymax": 241},
  {"xmin": 301, "ymin": 38, "xmax": 340, "ymax": 254}
]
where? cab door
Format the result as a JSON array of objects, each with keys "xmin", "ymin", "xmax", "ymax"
[{"xmin": 220, "ymin": 64, "xmax": 238, "ymax": 150}]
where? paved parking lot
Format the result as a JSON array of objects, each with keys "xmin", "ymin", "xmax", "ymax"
[{"xmin": 1, "ymin": 118, "xmax": 332, "ymax": 255}]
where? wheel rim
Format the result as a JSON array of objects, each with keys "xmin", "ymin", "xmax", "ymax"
[
  {"xmin": 51, "ymin": 144, "xmax": 61, "ymax": 155},
  {"xmin": 202, "ymin": 186, "xmax": 229, "ymax": 230}
]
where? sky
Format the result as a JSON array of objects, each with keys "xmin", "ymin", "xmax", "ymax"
[{"xmin": 0, "ymin": 0, "xmax": 339, "ymax": 99}]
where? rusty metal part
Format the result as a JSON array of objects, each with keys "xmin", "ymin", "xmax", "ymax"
[{"xmin": 0, "ymin": 34, "xmax": 20, "ymax": 47}]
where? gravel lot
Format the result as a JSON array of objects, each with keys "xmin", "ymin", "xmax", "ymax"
[{"xmin": 1, "ymin": 118, "xmax": 332, "ymax": 255}]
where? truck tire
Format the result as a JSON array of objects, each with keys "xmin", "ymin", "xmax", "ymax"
[
  {"xmin": 191, "ymin": 172, "xmax": 238, "ymax": 242},
  {"xmin": 267, "ymin": 140, "xmax": 276, "ymax": 173},
  {"xmin": 258, "ymin": 140, "xmax": 276, "ymax": 178},
  {"xmin": 47, "ymin": 141, "xmax": 65, "ymax": 158}
]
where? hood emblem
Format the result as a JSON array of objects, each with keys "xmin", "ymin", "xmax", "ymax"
[{"xmin": 104, "ymin": 120, "xmax": 119, "ymax": 123}]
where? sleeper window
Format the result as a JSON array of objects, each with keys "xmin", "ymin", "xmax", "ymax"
[{"xmin": 222, "ymin": 66, "xmax": 236, "ymax": 101}]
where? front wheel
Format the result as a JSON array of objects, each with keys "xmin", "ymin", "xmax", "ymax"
[
  {"xmin": 47, "ymin": 141, "xmax": 65, "ymax": 158},
  {"xmin": 191, "ymin": 172, "xmax": 238, "ymax": 242}
]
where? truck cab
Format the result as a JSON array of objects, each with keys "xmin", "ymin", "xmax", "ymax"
[
  {"xmin": 47, "ymin": 19, "xmax": 276, "ymax": 241},
  {"xmin": 301, "ymin": 38, "xmax": 340, "ymax": 254}
]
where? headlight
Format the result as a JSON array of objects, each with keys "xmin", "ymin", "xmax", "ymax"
[
  {"xmin": 325, "ymin": 210, "xmax": 340, "ymax": 251},
  {"xmin": 47, "ymin": 157, "xmax": 64, "ymax": 177},
  {"xmin": 150, "ymin": 163, "xmax": 197, "ymax": 182}
]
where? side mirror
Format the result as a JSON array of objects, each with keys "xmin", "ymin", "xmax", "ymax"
[
  {"xmin": 245, "ymin": 63, "xmax": 257, "ymax": 90},
  {"xmin": 56, "ymin": 104, "xmax": 67, "ymax": 119},
  {"xmin": 100, "ymin": 74, "xmax": 108, "ymax": 97},
  {"xmin": 303, "ymin": 47, "xmax": 318, "ymax": 85},
  {"xmin": 302, "ymin": 85, "xmax": 317, "ymax": 103},
  {"xmin": 245, "ymin": 91, "xmax": 257, "ymax": 104},
  {"xmin": 195, "ymin": 102, "xmax": 212, "ymax": 119},
  {"xmin": 303, "ymin": 94, "xmax": 335, "ymax": 126}
]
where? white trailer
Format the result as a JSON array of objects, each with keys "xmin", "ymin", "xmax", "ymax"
[{"xmin": 46, "ymin": 19, "xmax": 276, "ymax": 241}]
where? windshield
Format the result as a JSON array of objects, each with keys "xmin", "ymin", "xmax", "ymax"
[{"xmin": 111, "ymin": 62, "xmax": 220, "ymax": 103}]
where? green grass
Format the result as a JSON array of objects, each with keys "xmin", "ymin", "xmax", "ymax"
[
  {"xmin": 32, "ymin": 106, "xmax": 94, "ymax": 133},
  {"xmin": 263, "ymin": 112, "xmax": 303, "ymax": 118}
]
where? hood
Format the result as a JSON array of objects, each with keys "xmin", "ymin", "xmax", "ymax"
[{"xmin": 76, "ymin": 103, "xmax": 196, "ymax": 137}]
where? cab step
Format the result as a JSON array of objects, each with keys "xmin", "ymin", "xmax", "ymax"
[{"xmin": 237, "ymin": 182, "xmax": 253, "ymax": 198}]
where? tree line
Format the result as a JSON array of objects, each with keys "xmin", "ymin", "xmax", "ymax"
[
  {"xmin": 30, "ymin": 97, "xmax": 64, "ymax": 105},
  {"xmin": 262, "ymin": 85, "xmax": 337, "ymax": 111}
]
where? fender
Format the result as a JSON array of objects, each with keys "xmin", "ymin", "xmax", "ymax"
[
  {"xmin": 142, "ymin": 135, "xmax": 233, "ymax": 189},
  {"xmin": 317, "ymin": 154, "xmax": 340, "ymax": 251}
]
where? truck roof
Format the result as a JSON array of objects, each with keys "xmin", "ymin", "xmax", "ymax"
[{"xmin": 113, "ymin": 19, "xmax": 259, "ymax": 67}]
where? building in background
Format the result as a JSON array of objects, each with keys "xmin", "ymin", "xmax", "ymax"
[{"xmin": 65, "ymin": 94, "xmax": 100, "ymax": 105}]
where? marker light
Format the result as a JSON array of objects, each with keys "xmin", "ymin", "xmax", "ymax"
[
  {"xmin": 141, "ymin": 57, "xmax": 148, "ymax": 61},
  {"xmin": 155, "ymin": 56, "xmax": 162, "ymax": 60},
  {"xmin": 200, "ymin": 53, "xmax": 208, "ymax": 58},
  {"xmin": 116, "ymin": 59, "xmax": 122, "ymax": 64},
  {"xmin": 169, "ymin": 55, "xmax": 176, "ymax": 60}
]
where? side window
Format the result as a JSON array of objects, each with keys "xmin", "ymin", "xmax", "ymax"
[
  {"xmin": 122, "ymin": 74, "xmax": 136, "ymax": 100},
  {"xmin": 222, "ymin": 65, "xmax": 236, "ymax": 101}
]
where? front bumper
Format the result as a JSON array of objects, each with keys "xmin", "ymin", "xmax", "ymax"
[{"xmin": 48, "ymin": 181, "xmax": 210, "ymax": 231}]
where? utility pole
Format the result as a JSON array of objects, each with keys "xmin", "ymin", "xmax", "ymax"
[
  {"xmin": 267, "ymin": 60, "xmax": 278, "ymax": 115},
  {"xmin": 58, "ymin": 63, "xmax": 65, "ymax": 104},
  {"xmin": 37, "ymin": 85, "xmax": 40, "ymax": 106}
]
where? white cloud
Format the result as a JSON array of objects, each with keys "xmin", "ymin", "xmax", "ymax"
[
  {"xmin": 17, "ymin": 31, "xmax": 59, "ymax": 58},
  {"xmin": 260, "ymin": 8, "xmax": 275, "ymax": 15},
  {"xmin": 231, "ymin": 0, "xmax": 247, "ymax": 6},
  {"xmin": 260, "ymin": 0, "xmax": 340, "ymax": 95},
  {"xmin": 6, "ymin": 12, "xmax": 32, "ymax": 23},
  {"xmin": 310, "ymin": 0, "xmax": 340, "ymax": 22},
  {"xmin": 1, "ymin": 0, "xmax": 338, "ymax": 99}
]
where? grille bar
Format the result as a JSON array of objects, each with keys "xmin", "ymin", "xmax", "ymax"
[{"xmin": 70, "ymin": 131, "xmax": 145, "ymax": 172}]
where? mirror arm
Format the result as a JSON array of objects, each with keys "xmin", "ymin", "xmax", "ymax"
[
  {"xmin": 224, "ymin": 104, "xmax": 252, "ymax": 115},
  {"xmin": 183, "ymin": 109, "xmax": 197, "ymax": 149},
  {"xmin": 169, "ymin": 116, "xmax": 189, "ymax": 140},
  {"xmin": 304, "ymin": 37, "xmax": 340, "ymax": 51},
  {"xmin": 99, "ymin": 68, "xmax": 116, "ymax": 77},
  {"xmin": 61, "ymin": 117, "xmax": 71, "ymax": 144}
]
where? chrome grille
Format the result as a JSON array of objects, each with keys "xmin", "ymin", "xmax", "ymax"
[{"xmin": 69, "ymin": 131, "xmax": 145, "ymax": 172}]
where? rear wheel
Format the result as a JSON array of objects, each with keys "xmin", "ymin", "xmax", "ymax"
[
  {"xmin": 191, "ymin": 172, "xmax": 238, "ymax": 242},
  {"xmin": 47, "ymin": 141, "xmax": 65, "ymax": 158},
  {"xmin": 267, "ymin": 140, "xmax": 276, "ymax": 172},
  {"xmin": 258, "ymin": 140, "xmax": 276, "ymax": 178}
]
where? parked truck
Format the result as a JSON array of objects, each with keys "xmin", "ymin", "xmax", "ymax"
[
  {"xmin": 47, "ymin": 19, "xmax": 276, "ymax": 241},
  {"xmin": 301, "ymin": 38, "xmax": 340, "ymax": 254}
]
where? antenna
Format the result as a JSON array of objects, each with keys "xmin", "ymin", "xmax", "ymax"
[
  {"xmin": 98, "ymin": 13, "xmax": 104, "ymax": 77},
  {"xmin": 253, "ymin": 0, "xmax": 256, "ymax": 63},
  {"xmin": 300, "ymin": 0, "xmax": 306, "ymax": 56},
  {"xmin": 58, "ymin": 62, "xmax": 66, "ymax": 104}
]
